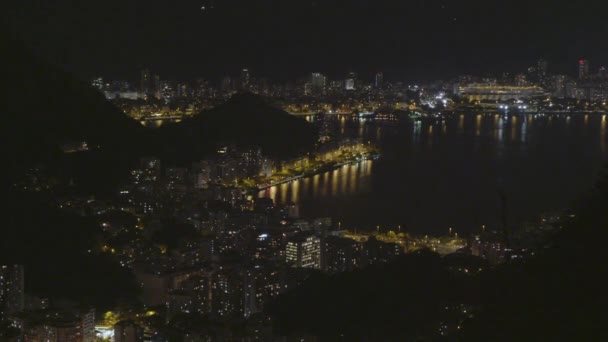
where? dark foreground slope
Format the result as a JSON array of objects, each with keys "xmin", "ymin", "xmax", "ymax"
[
  {"xmin": 1, "ymin": 30, "xmax": 314, "ymax": 185},
  {"xmin": 1, "ymin": 31, "xmax": 147, "ymax": 191},
  {"xmin": 267, "ymin": 168, "xmax": 608, "ymax": 341},
  {"xmin": 459, "ymin": 167, "xmax": 608, "ymax": 341},
  {"xmin": 158, "ymin": 93, "xmax": 315, "ymax": 162},
  {"xmin": 0, "ymin": 32, "xmax": 143, "ymax": 308},
  {"xmin": 0, "ymin": 192, "xmax": 141, "ymax": 310}
]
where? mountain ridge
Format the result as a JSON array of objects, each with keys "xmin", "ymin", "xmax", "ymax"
[{"xmin": 157, "ymin": 92, "xmax": 316, "ymax": 162}]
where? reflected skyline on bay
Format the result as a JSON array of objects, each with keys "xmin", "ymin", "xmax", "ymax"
[
  {"xmin": 259, "ymin": 160, "xmax": 374, "ymax": 207},
  {"xmin": 259, "ymin": 113, "xmax": 608, "ymax": 234}
]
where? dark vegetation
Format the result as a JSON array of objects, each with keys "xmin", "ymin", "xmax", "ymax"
[
  {"xmin": 268, "ymin": 250, "xmax": 478, "ymax": 340},
  {"xmin": 267, "ymin": 169, "xmax": 608, "ymax": 341},
  {"xmin": 0, "ymin": 192, "xmax": 141, "ymax": 310},
  {"xmin": 2, "ymin": 31, "xmax": 148, "ymax": 193},
  {"xmin": 458, "ymin": 167, "xmax": 608, "ymax": 341},
  {"xmin": 156, "ymin": 92, "xmax": 316, "ymax": 164},
  {"xmin": 151, "ymin": 219, "xmax": 199, "ymax": 250}
]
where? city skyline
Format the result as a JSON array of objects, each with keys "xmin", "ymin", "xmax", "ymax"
[
  {"xmin": 2, "ymin": 1, "xmax": 608, "ymax": 340},
  {"xmin": 91, "ymin": 57, "xmax": 607, "ymax": 99}
]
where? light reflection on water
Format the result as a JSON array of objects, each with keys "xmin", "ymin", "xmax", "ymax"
[
  {"xmin": 602, "ymin": 115, "xmax": 606, "ymax": 154},
  {"xmin": 259, "ymin": 160, "xmax": 374, "ymax": 206},
  {"xmin": 262, "ymin": 113, "xmax": 607, "ymax": 233},
  {"xmin": 141, "ymin": 118, "xmax": 182, "ymax": 128}
]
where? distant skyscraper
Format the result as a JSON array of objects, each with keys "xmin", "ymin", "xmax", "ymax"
[
  {"xmin": 514, "ymin": 73, "xmax": 528, "ymax": 86},
  {"xmin": 551, "ymin": 75, "xmax": 567, "ymax": 98},
  {"xmin": 322, "ymin": 236, "xmax": 362, "ymax": 273},
  {"xmin": 537, "ymin": 58, "xmax": 549, "ymax": 86},
  {"xmin": 304, "ymin": 83, "xmax": 312, "ymax": 96},
  {"xmin": 260, "ymin": 157, "xmax": 273, "ymax": 177},
  {"xmin": 578, "ymin": 59, "xmax": 590, "ymax": 79},
  {"xmin": 221, "ymin": 76, "xmax": 233, "ymax": 93},
  {"xmin": 0, "ymin": 265, "xmax": 24, "ymax": 320},
  {"xmin": 311, "ymin": 73, "xmax": 326, "ymax": 93},
  {"xmin": 153, "ymin": 74, "xmax": 161, "ymax": 100},
  {"xmin": 345, "ymin": 72, "xmax": 357, "ymax": 90},
  {"xmin": 192, "ymin": 160, "xmax": 213, "ymax": 189},
  {"xmin": 140, "ymin": 69, "xmax": 151, "ymax": 94},
  {"xmin": 241, "ymin": 68, "xmax": 250, "ymax": 90},
  {"xmin": 345, "ymin": 79, "xmax": 355, "ymax": 90},
  {"xmin": 80, "ymin": 308, "xmax": 96, "ymax": 342},
  {"xmin": 211, "ymin": 269, "xmax": 244, "ymax": 317},
  {"xmin": 375, "ymin": 72, "xmax": 384, "ymax": 89},
  {"xmin": 537, "ymin": 59, "xmax": 548, "ymax": 76}
]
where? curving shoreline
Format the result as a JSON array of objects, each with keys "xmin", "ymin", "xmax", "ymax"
[{"xmin": 252, "ymin": 154, "xmax": 379, "ymax": 194}]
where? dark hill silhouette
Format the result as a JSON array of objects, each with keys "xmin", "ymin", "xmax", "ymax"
[
  {"xmin": 267, "ymin": 250, "xmax": 475, "ymax": 340},
  {"xmin": 267, "ymin": 166, "xmax": 608, "ymax": 341},
  {"xmin": 459, "ymin": 165, "xmax": 608, "ymax": 341},
  {"xmin": 158, "ymin": 93, "xmax": 315, "ymax": 162},
  {"xmin": 0, "ymin": 32, "xmax": 142, "ymax": 307},
  {"xmin": 0, "ymin": 32, "xmax": 313, "ymax": 190},
  {"xmin": 1, "ymin": 33, "xmax": 144, "ymax": 148},
  {"xmin": 1, "ymin": 31, "xmax": 147, "ymax": 191}
]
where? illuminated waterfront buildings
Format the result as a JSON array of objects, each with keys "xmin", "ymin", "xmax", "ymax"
[{"xmin": 461, "ymin": 84, "xmax": 547, "ymax": 102}]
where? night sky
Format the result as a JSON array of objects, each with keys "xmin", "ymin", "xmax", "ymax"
[{"xmin": 4, "ymin": 0, "xmax": 608, "ymax": 82}]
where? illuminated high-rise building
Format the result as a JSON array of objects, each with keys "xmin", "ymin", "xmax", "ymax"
[
  {"xmin": 321, "ymin": 236, "xmax": 362, "ymax": 273},
  {"xmin": 140, "ymin": 69, "xmax": 151, "ymax": 94},
  {"xmin": 241, "ymin": 68, "xmax": 250, "ymax": 90},
  {"xmin": 551, "ymin": 75, "xmax": 567, "ymax": 98},
  {"xmin": 19, "ymin": 309, "xmax": 95, "ymax": 342},
  {"xmin": 0, "ymin": 265, "xmax": 24, "ymax": 320},
  {"xmin": 211, "ymin": 268, "xmax": 244, "ymax": 317},
  {"xmin": 286, "ymin": 233, "xmax": 321, "ymax": 269},
  {"xmin": 345, "ymin": 72, "xmax": 357, "ymax": 90},
  {"xmin": 192, "ymin": 160, "xmax": 213, "ymax": 189},
  {"xmin": 80, "ymin": 308, "xmax": 96, "ymax": 342},
  {"xmin": 537, "ymin": 59, "xmax": 548, "ymax": 76},
  {"xmin": 153, "ymin": 74, "xmax": 161, "ymax": 99},
  {"xmin": 345, "ymin": 79, "xmax": 355, "ymax": 90},
  {"xmin": 260, "ymin": 157, "xmax": 273, "ymax": 177},
  {"xmin": 375, "ymin": 72, "xmax": 384, "ymax": 89},
  {"xmin": 514, "ymin": 73, "xmax": 528, "ymax": 86},
  {"xmin": 241, "ymin": 147, "xmax": 263, "ymax": 176},
  {"xmin": 362, "ymin": 236, "xmax": 401, "ymax": 265},
  {"xmin": 221, "ymin": 76, "xmax": 233, "ymax": 93},
  {"xmin": 578, "ymin": 59, "xmax": 590, "ymax": 80},
  {"xmin": 537, "ymin": 58, "xmax": 549, "ymax": 87},
  {"xmin": 311, "ymin": 72, "xmax": 326, "ymax": 93}
]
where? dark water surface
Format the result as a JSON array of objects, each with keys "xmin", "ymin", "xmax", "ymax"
[{"xmin": 259, "ymin": 113, "xmax": 608, "ymax": 235}]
